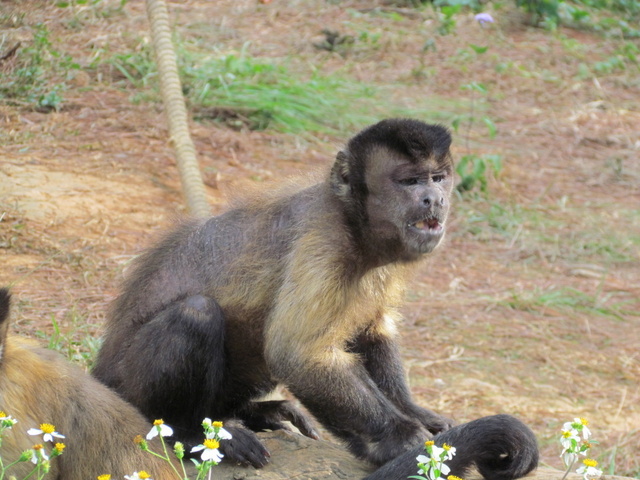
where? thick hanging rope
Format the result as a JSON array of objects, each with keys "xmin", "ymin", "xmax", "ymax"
[{"xmin": 145, "ymin": 0, "xmax": 210, "ymax": 218}]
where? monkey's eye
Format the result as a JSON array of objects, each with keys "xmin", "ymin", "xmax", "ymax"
[
  {"xmin": 432, "ymin": 174, "xmax": 446, "ymax": 183},
  {"xmin": 398, "ymin": 177, "xmax": 420, "ymax": 186}
]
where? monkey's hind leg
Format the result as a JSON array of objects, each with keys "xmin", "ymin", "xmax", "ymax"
[{"xmin": 118, "ymin": 294, "xmax": 270, "ymax": 467}]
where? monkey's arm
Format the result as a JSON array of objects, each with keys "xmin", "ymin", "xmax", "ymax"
[
  {"xmin": 351, "ymin": 324, "xmax": 454, "ymax": 434},
  {"xmin": 264, "ymin": 250, "xmax": 429, "ymax": 465},
  {"xmin": 364, "ymin": 414, "xmax": 539, "ymax": 480}
]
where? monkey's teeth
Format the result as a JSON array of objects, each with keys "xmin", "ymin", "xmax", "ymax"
[
  {"xmin": 427, "ymin": 218, "xmax": 440, "ymax": 229},
  {"xmin": 411, "ymin": 219, "xmax": 442, "ymax": 232},
  {"xmin": 414, "ymin": 220, "xmax": 427, "ymax": 230}
]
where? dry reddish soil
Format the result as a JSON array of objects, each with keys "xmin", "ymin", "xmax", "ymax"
[{"xmin": 1, "ymin": 0, "xmax": 639, "ymax": 477}]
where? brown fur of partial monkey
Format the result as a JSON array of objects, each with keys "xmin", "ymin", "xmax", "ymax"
[
  {"xmin": 0, "ymin": 289, "xmax": 178, "ymax": 480},
  {"xmin": 93, "ymin": 118, "xmax": 457, "ymax": 467}
]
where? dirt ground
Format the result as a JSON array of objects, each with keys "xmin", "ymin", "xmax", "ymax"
[{"xmin": 1, "ymin": 0, "xmax": 639, "ymax": 477}]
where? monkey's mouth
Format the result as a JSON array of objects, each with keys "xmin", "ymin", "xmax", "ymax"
[{"xmin": 408, "ymin": 217, "xmax": 444, "ymax": 235}]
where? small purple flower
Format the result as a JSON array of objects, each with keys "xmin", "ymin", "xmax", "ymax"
[{"xmin": 475, "ymin": 13, "xmax": 494, "ymax": 26}]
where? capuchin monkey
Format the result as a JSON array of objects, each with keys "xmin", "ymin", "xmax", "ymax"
[
  {"xmin": 0, "ymin": 288, "xmax": 178, "ymax": 480},
  {"xmin": 93, "ymin": 118, "xmax": 498, "ymax": 468},
  {"xmin": 365, "ymin": 414, "xmax": 539, "ymax": 480}
]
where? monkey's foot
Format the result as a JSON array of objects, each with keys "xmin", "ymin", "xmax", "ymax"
[
  {"xmin": 217, "ymin": 421, "xmax": 271, "ymax": 468},
  {"xmin": 239, "ymin": 400, "xmax": 320, "ymax": 440}
]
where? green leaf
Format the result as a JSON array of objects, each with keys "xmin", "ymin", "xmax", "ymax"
[
  {"xmin": 482, "ymin": 117, "xmax": 497, "ymax": 138},
  {"xmin": 469, "ymin": 44, "xmax": 489, "ymax": 54},
  {"xmin": 461, "ymin": 82, "xmax": 488, "ymax": 94},
  {"xmin": 441, "ymin": 5, "xmax": 462, "ymax": 17}
]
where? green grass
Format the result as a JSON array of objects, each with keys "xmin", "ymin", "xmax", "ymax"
[
  {"xmin": 496, "ymin": 286, "xmax": 638, "ymax": 320},
  {"xmin": 183, "ymin": 49, "xmax": 383, "ymax": 134},
  {"xmin": 0, "ymin": 24, "xmax": 82, "ymax": 111},
  {"xmin": 563, "ymin": 207, "xmax": 640, "ymax": 263},
  {"xmin": 459, "ymin": 199, "xmax": 556, "ymax": 239},
  {"xmin": 109, "ymin": 41, "xmax": 460, "ymax": 136},
  {"xmin": 35, "ymin": 309, "xmax": 101, "ymax": 369},
  {"xmin": 458, "ymin": 197, "xmax": 639, "ymax": 264}
]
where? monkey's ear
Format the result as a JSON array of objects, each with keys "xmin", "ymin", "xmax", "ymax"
[
  {"xmin": 330, "ymin": 150, "xmax": 351, "ymax": 198},
  {"xmin": 0, "ymin": 288, "xmax": 10, "ymax": 362}
]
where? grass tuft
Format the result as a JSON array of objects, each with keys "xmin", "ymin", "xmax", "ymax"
[
  {"xmin": 496, "ymin": 286, "xmax": 639, "ymax": 320},
  {"xmin": 109, "ymin": 41, "xmax": 457, "ymax": 136}
]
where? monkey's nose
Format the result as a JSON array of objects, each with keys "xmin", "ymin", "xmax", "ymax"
[{"xmin": 422, "ymin": 193, "xmax": 444, "ymax": 207}]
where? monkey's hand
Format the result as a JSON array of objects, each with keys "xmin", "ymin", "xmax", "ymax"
[
  {"xmin": 216, "ymin": 420, "xmax": 271, "ymax": 468},
  {"xmin": 239, "ymin": 400, "xmax": 320, "ymax": 440},
  {"xmin": 410, "ymin": 405, "xmax": 455, "ymax": 435},
  {"xmin": 368, "ymin": 418, "xmax": 433, "ymax": 466}
]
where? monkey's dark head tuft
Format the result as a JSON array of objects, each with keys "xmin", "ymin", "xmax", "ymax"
[
  {"xmin": 349, "ymin": 118, "xmax": 452, "ymax": 164},
  {"xmin": 330, "ymin": 119, "xmax": 453, "ymax": 202}
]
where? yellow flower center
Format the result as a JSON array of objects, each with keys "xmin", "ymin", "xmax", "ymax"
[
  {"xmin": 97, "ymin": 475, "xmax": 111, "ymax": 480},
  {"xmin": 134, "ymin": 435, "xmax": 144, "ymax": 444},
  {"xmin": 579, "ymin": 418, "xmax": 589, "ymax": 426},
  {"xmin": 584, "ymin": 459, "xmax": 598, "ymax": 468},
  {"xmin": 40, "ymin": 423, "xmax": 56, "ymax": 434},
  {"xmin": 443, "ymin": 443, "xmax": 452, "ymax": 451},
  {"xmin": 213, "ymin": 421, "xmax": 223, "ymax": 428},
  {"xmin": 204, "ymin": 439, "xmax": 220, "ymax": 450},
  {"xmin": 0, "ymin": 411, "xmax": 6, "ymax": 417},
  {"xmin": 33, "ymin": 444, "xmax": 44, "ymax": 451},
  {"xmin": 153, "ymin": 419, "xmax": 164, "ymax": 426},
  {"xmin": 424, "ymin": 440, "xmax": 435, "ymax": 447},
  {"xmin": 138, "ymin": 472, "xmax": 151, "ymax": 479},
  {"xmin": 562, "ymin": 430, "xmax": 573, "ymax": 438},
  {"xmin": 55, "ymin": 442, "xmax": 66, "ymax": 452},
  {"xmin": 448, "ymin": 476, "xmax": 464, "ymax": 480}
]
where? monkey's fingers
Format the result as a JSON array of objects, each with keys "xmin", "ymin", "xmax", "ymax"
[
  {"xmin": 219, "ymin": 425, "xmax": 271, "ymax": 468},
  {"xmin": 430, "ymin": 415, "xmax": 456, "ymax": 434},
  {"xmin": 412, "ymin": 406, "xmax": 455, "ymax": 435}
]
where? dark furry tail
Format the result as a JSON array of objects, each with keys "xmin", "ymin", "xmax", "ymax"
[{"xmin": 364, "ymin": 414, "xmax": 539, "ymax": 480}]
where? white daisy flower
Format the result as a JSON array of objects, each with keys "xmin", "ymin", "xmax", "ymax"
[
  {"xmin": 146, "ymin": 419, "xmax": 174, "ymax": 440},
  {"xmin": 191, "ymin": 438, "xmax": 224, "ymax": 463},
  {"xmin": 560, "ymin": 428, "xmax": 580, "ymax": 450},
  {"xmin": 124, "ymin": 471, "xmax": 152, "ymax": 480},
  {"xmin": 576, "ymin": 459, "xmax": 602, "ymax": 479},
  {"xmin": 0, "ymin": 411, "xmax": 18, "ymax": 428},
  {"xmin": 442, "ymin": 443, "xmax": 456, "ymax": 461},
  {"xmin": 27, "ymin": 423, "xmax": 65, "ymax": 443},
  {"xmin": 211, "ymin": 420, "xmax": 232, "ymax": 440},
  {"xmin": 29, "ymin": 444, "xmax": 49, "ymax": 464}
]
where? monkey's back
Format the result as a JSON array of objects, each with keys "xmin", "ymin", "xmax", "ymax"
[
  {"xmin": 112, "ymin": 183, "xmax": 328, "ymax": 325},
  {"xmin": 0, "ymin": 336, "xmax": 178, "ymax": 479}
]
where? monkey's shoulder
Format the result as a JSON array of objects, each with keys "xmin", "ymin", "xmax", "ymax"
[
  {"xmin": 199, "ymin": 183, "xmax": 342, "ymax": 252},
  {"xmin": 219, "ymin": 182, "xmax": 327, "ymax": 226}
]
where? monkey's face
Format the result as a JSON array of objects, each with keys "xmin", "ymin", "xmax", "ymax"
[{"xmin": 364, "ymin": 149, "xmax": 453, "ymax": 262}]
